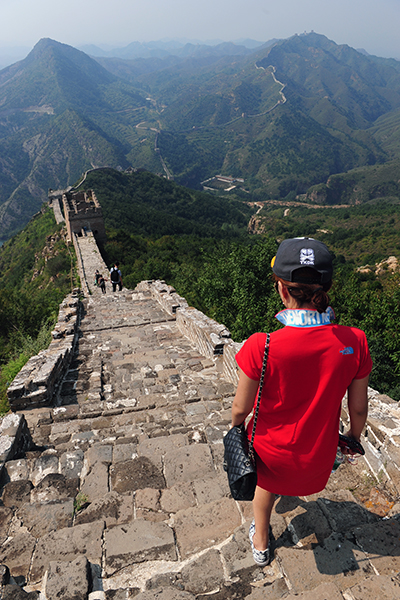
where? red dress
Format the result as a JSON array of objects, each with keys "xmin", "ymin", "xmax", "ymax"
[{"xmin": 235, "ymin": 309, "xmax": 372, "ymax": 496}]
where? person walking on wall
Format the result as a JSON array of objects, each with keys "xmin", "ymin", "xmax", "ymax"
[
  {"xmin": 110, "ymin": 262, "xmax": 123, "ymax": 292},
  {"xmin": 95, "ymin": 270, "xmax": 107, "ymax": 294},
  {"xmin": 230, "ymin": 237, "xmax": 372, "ymax": 567}
]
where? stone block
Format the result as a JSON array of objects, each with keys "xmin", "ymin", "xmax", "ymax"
[
  {"xmin": 352, "ymin": 518, "xmax": 400, "ymax": 576},
  {"xmin": 276, "ymin": 533, "xmax": 374, "ymax": 593},
  {"xmin": 284, "ymin": 501, "xmax": 332, "ymax": 545},
  {"xmin": 30, "ymin": 521, "xmax": 104, "ymax": 583},
  {"xmin": 347, "ymin": 574, "xmax": 400, "ymax": 600},
  {"xmin": 180, "ymin": 549, "xmax": 224, "ymax": 595},
  {"xmin": 110, "ymin": 457, "xmax": 165, "ymax": 494},
  {"xmin": 30, "ymin": 474, "xmax": 79, "ymax": 503},
  {"xmin": 80, "ymin": 462, "xmax": 109, "ymax": 502},
  {"xmin": 2, "ymin": 458, "xmax": 30, "ymax": 482},
  {"xmin": 173, "ymin": 497, "xmax": 241, "ymax": 558},
  {"xmin": 160, "ymin": 482, "xmax": 196, "ymax": 513},
  {"xmin": 59, "ymin": 449, "xmax": 84, "ymax": 479},
  {"xmin": 104, "ymin": 520, "xmax": 177, "ymax": 576},
  {"xmin": 317, "ymin": 497, "xmax": 379, "ymax": 533},
  {"xmin": 1, "ymin": 584, "xmax": 40, "ymax": 599},
  {"xmin": 0, "ymin": 532, "xmax": 36, "ymax": 580},
  {"xmin": 30, "ymin": 453, "xmax": 59, "ymax": 486},
  {"xmin": 132, "ymin": 588, "xmax": 195, "ymax": 600},
  {"xmin": 112, "ymin": 443, "xmax": 137, "ymax": 464},
  {"xmin": 44, "ymin": 555, "xmax": 91, "ymax": 600},
  {"xmin": 2, "ymin": 480, "xmax": 33, "ymax": 508},
  {"xmin": 0, "ymin": 506, "xmax": 13, "ymax": 544},
  {"xmin": 282, "ymin": 581, "xmax": 344, "ymax": 599},
  {"xmin": 135, "ymin": 488, "xmax": 161, "ymax": 512},
  {"xmin": 220, "ymin": 523, "xmax": 257, "ymax": 576},
  {"xmin": 74, "ymin": 491, "xmax": 133, "ymax": 527},
  {"xmin": 86, "ymin": 443, "xmax": 113, "ymax": 466},
  {"xmin": 192, "ymin": 473, "xmax": 230, "ymax": 505},
  {"xmin": 164, "ymin": 444, "xmax": 215, "ymax": 487},
  {"xmin": 17, "ymin": 500, "xmax": 74, "ymax": 537}
]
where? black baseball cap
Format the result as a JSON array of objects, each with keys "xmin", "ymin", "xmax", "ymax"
[{"xmin": 271, "ymin": 237, "xmax": 333, "ymax": 284}]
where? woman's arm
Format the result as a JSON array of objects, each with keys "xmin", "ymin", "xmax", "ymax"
[
  {"xmin": 231, "ymin": 369, "xmax": 260, "ymax": 427},
  {"xmin": 345, "ymin": 375, "xmax": 369, "ymax": 441}
]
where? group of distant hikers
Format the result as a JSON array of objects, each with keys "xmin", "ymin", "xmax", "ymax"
[{"xmin": 94, "ymin": 262, "xmax": 123, "ymax": 294}]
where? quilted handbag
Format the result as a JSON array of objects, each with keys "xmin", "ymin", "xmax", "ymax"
[{"xmin": 223, "ymin": 334, "xmax": 270, "ymax": 501}]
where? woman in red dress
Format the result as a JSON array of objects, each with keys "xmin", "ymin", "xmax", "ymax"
[{"xmin": 231, "ymin": 237, "xmax": 372, "ymax": 566}]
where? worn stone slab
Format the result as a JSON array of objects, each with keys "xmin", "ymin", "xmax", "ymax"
[
  {"xmin": 173, "ymin": 497, "xmax": 241, "ymax": 558},
  {"xmin": 192, "ymin": 473, "xmax": 230, "ymax": 505},
  {"xmin": 112, "ymin": 443, "xmax": 137, "ymax": 464},
  {"xmin": 80, "ymin": 462, "xmax": 109, "ymax": 501},
  {"xmin": 137, "ymin": 434, "xmax": 187, "ymax": 470},
  {"xmin": 352, "ymin": 518, "xmax": 400, "ymax": 576},
  {"xmin": 180, "ymin": 549, "xmax": 225, "ymax": 595},
  {"xmin": 104, "ymin": 520, "xmax": 177, "ymax": 575},
  {"xmin": 0, "ymin": 506, "xmax": 13, "ymax": 544},
  {"xmin": 30, "ymin": 474, "xmax": 79, "ymax": 503},
  {"xmin": 284, "ymin": 501, "xmax": 332, "ymax": 545},
  {"xmin": 276, "ymin": 533, "xmax": 374, "ymax": 593},
  {"xmin": 281, "ymin": 581, "xmax": 344, "ymax": 599},
  {"xmin": 316, "ymin": 497, "xmax": 379, "ymax": 533},
  {"xmin": 110, "ymin": 457, "xmax": 165, "ymax": 493},
  {"xmin": 74, "ymin": 491, "xmax": 133, "ymax": 527},
  {"xmin": 45, "ymin": 555, "xmax": 91, "ymax": 600},
  {"xmin": 133, "ymin": 589, "xmax": 195, "ymax": 600},
  {"xmin": 164, "ymin": 444, "xmax": 216, "ymax": 487},
  {"xmin": 30, "ymin": 521, "xmax": 104, "ymax": 583},
  {"xmin": 59, "ymin": 449, "xmax": 84, "ymax": 479},
  {"xmin": 2, "ymin": 458, "xmax": 30, "ymax": 482},
  {"xmin": 2, "ymin": 480, "xmax": 33, "ymax": 508},
  {"xmin": 17, "ymin": 500, "xmax": 74, "ymax": 537},
  {"xmin": 1, "ymin": 584, "xmax": 40, "ymax": 599},
  {"xmin": 220, "ymin": 523, "xmax": 258, "ymax": 577},
  {"xmin": 347, "ymin": 574, "xmax": 400, "ymax": 600},
  {"xmin": 86, "ymin": 444, "xmax": 113, "ymax": 466},
  {"xmin": 0, "ymin": 532, "xmax": 36, "ymax": 580},
  {"xmin": 160, "ymin": 482, "xmax": 196, "ymax": 513},
  {"xmin": 30, "ymin": 453, "xmax": 60, "ymax": 486}
]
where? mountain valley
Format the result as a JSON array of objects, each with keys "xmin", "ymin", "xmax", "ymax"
[{"xmin": 1, "ymin": 33, "xmax": 400, "ymax": 239}]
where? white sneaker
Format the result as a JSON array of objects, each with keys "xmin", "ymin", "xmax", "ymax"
[{"xmin": 249, "ymin": 520, "xmax": 271, "ymax": 566}]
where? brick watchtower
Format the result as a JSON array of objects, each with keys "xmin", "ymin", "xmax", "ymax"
[{"xmin": 62, "ymin": 189, "xmax": 106, "ymax": 243}]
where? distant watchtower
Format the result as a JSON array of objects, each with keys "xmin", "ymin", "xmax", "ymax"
[{"xmin": 62, "ymin": 189, "xmax": 106, "ymax": 243}]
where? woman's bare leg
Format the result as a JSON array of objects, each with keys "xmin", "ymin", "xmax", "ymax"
[{"xmin": 252, "ymin": 486, "xmax": 276, "ymax": 550}]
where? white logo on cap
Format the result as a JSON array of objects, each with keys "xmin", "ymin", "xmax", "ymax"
[{"xmin": 300, "ymin": 248, "xmax": 315, "ymax": 265}]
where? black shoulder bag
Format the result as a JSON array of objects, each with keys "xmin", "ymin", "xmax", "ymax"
[{"xmin": 223, "ymin": 333, "xmax": 270, "ymax": 501}]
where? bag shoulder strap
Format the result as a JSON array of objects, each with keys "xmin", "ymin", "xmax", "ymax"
[{"xmin": 249, "ymin": 333, "xmax": 270, "ymax": 459}]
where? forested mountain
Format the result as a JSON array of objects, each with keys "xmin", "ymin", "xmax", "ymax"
[
  {"xmin": 0, "ymin": 38, "xmax": 148, "ymax": 240},
  {"xmin": 2, "ymin": 33, "xmax": 400, "ymax": 240}
]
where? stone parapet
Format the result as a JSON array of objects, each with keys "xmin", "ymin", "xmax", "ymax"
[
  {"xmin": 134, "ymin": 280, "xmax": 231, "ymax": 359},
  {"xmin": 72, "ymin": 232, "xmax": 91, "ymax": 297},
  {"xmin": 341, "ymin": 388, "xmax": 400, "ymax": 496},
  {"xmin": 6, "ymin": 292, "xmax": 81, "ymax": 411},
  {"xmin": 0, "ymin": 414, "xmax": 32, "ymax": 482},
  {"xmin": 222, "ymin": 340, "xmax": 243, "ymax": 385},
  {"xmin": 134, "ymin": 279, "xmax": 188, "ymax": 315}
]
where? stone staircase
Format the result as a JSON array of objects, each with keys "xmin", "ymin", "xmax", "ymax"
[{"xmin": 0, "ymin": 232, "xmax": 400, "ymax": 599}]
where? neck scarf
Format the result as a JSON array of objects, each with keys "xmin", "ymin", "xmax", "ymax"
[{"xmin": 275, "ymin": 306, "xmax": 335, "ymax": 328}]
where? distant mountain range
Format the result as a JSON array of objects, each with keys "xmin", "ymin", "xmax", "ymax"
[
  {"xmin": 78, "ymin": 39, "xmax": 268, "ymax": 60},
  {"xmin": 1, "ymin": 33, "xmax": 400, "ymax": 239}
]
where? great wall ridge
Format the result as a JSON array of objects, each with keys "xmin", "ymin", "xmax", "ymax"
[{"xmin": 0, "ymin": 192, "xmax": 400, "ymax": 599}]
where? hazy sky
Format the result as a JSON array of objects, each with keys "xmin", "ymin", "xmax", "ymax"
[{"xmin": 1, "ymin": 0, "xmax": 400, "ymax": 60}]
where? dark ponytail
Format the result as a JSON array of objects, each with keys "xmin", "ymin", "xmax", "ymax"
[{"xmin": 273, "ymin": 272, "xmax": 332, "ymax": 314}]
